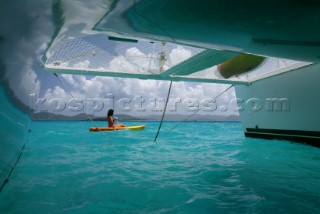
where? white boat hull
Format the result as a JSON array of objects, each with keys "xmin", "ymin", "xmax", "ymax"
[{"xmin": 235, "ymin": 63, "xmax": 320, "ymax": 146}]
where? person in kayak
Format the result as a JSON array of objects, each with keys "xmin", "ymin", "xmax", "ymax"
[{"xmin": 107, "ymin": 109, "xmax": 126, "ymax": 130}]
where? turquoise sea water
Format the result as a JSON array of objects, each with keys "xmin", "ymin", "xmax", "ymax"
[{"xmin": 0, "ymin": 121, "xmax": 319, "ymax": 213}]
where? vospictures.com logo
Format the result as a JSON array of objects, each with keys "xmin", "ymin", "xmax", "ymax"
[{"xmin": 29, "ymin": 94, "xmax": 290, "ymax": 115}]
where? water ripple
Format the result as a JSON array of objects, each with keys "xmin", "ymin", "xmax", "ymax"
[{"xmin": 0, "ymin": 121, "xmax": 320, "ymax": 213}]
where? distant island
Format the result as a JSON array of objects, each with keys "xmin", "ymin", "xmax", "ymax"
[{"xmin": 32, "ymin": 112, "xmax": 240, "ymax": 122}]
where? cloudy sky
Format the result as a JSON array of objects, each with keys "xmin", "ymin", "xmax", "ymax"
[
  {"xmin": 34, "ymin": 70, "xmax": 237, "ymax": 118},
  {"xmin": 40, "ymin": 74, "xmax": 237, "ymax": 117},
  {"xmin": 37, "ymin": 36, "xmax": 238, "ymax": 118}
]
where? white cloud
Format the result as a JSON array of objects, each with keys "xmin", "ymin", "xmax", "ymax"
[
  {"xmin": 20, "ymin": 68, "xmax": 41, "ymax": 97},
  {"xmin": 44, "ymin": 86, "xmax": 67, "ymax": 100},
  {"xmin": 45, "ymin": 73, "xmax": 237, "ymax": 116},
  {"xmin": 61, "ymin": 74, "xmax": 77, "ymax": 86},
  {"xmin": 73, "ymin": 59, "xmax": 91, "ymax": 70},
  {"xmin": 125, "ymin": 47, "xmax": 145, "ymax": 58},
  {"xmin": 168, "ymin": 46, "xmax": 192, "ymax": 66},
  {"xmin": 109, "ymin": 55, "xmax": 139, "ymax": 73}
]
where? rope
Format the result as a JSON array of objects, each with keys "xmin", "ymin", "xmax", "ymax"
[
  {"xmin": 0, "ymin": 143, "xmax": 25, "ymax": 193},
  {"xmin": 154, "ymin": 81, "xmax": 173, "ymax": 142},
  {"xmin": 53, "ymin": 73, "xmax": 107, "ymax": 137},
  {"xmin": 167, "ymin": 84, "xmax": 234, "ymax": 132}
]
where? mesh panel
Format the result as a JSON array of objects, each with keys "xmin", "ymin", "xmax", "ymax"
[
  {"xmin": 45, "ymin": 34, "xmax": 308, "ymax": 84},
  {"xmin": 46, "ymin": 35, "xmax": 204, "ymax": 75}
]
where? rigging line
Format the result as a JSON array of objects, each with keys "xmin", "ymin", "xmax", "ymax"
[
  {"xmin": 148, "ymin": 41, "xmax": 155, "ymax": 71},
  {"xmin": 0, "ymin": 143, "xmax": 25, "ymax": 193},
  {"xmin": 154, "ymin": 81, "xmax": 173, "ymax": 142},
  {"xmin": 53, "ymin": 73, "xmax": 107, "ymax": 137},
  {"xmin": 167, "ymin": 84, "xmax": 234, "ymax": 132}
]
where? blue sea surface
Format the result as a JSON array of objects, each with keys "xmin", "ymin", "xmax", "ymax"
[{"xmin": 0, "ymin": 121, "xmax": 319, "ymax": 213}]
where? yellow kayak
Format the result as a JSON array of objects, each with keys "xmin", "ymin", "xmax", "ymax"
[{"xmin": 89, "ymin": 125, "xmax": 145, "ymax": 132}]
